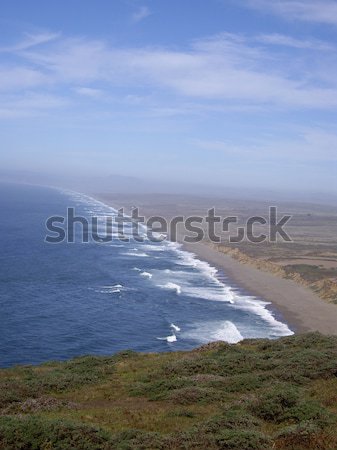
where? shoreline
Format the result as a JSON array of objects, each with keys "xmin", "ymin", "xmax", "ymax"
[
  {"xmin": 90, "ymin": 191, "xmax": 337, "ymax": 336},
  {"xmin": 182, "ymin": 241, "xmax": 337, "ymax": 335}
]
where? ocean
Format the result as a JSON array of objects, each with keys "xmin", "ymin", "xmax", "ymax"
[{"xmin": 0, "ymin": 182, "xmax": 293, "ymax": 367}]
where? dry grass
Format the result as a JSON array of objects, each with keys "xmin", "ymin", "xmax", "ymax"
[{"xmin": 0, "ymin": 333, "xmax": 337, "ymax": 448}]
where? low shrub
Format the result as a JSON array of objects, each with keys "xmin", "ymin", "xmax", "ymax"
[
  {"xmin": 0, "ymin": 355, "xmax": 116, "ymax": 409},
  {"xmin": 200, "ymin": 409, "xmax": 261, "ymax": 433},
  {"xmin": 253, "ymin": 384, "xmax": 299, "ymax": 422},
  {"xmin": 130, "ymin": 377, "xmax": 192, "ymax": 400},
  {"xmin": 0, "ymin": 416, "xmax": 114, "ymax": 450},
  {"xmin": 110, "ymin": 429, "xmax": 164, "ymax": 449},
  {"xmin": 168, "ymin": 386, "xmax": 217, "ymax": 405},
  {"xmin": 215, "ymin": 429, "xmax": 272, "ymax": 449},
  {"xmin": 275, "ymin": 421, "xmax": 328, "ymax": 449},
  {"xmin": 282, "ymin": 401, "xmax": 334, "ymax": 428}
]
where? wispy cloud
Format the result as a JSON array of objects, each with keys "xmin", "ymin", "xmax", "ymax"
[
  {"xmin": 1, "ymin": 26, "xmax": 336, "ymax": 190},
  {"xmin": 74, "ymin": 87, "xmax": 103, "ymax": 98},
  {"xmin": 0, "ymin": 92, "xmax": 68, "ymax": 118},
  {"xmin": 0, "ymin": 30, "xmax": 337, "ymax": 122},
  {"xmin": 13, "ymin": 32, "xmax": 337, "ymax": 110},
  {"xmin": 0, "ymin": 31, "xmax": 60, "ymax": 53},
  {"xmin": 132, "ymin": 6, "xmax": 151, "ymax": 23},
  {"xmin": 255, "ymin": 33, "xmax": 334, "ymax": 51},
  {"xmin": 242, "ymin": 0, "xmax": 337, "ymax": 25},
  {"xmin": 0, "ymin": 65, "xmax": 48, "ymax": 91},
  {"xmin": 193, "ymin": 128, "xmax": 337, "ymax": 163}
]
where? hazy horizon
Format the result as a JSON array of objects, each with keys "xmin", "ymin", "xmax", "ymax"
[{"xmin": 2, "ymin": 170, "xmax": 337, "ymax": 207}]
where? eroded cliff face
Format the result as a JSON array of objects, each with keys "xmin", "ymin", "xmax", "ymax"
[
  {"xmin": 311, "ymin": 279, "xmax": 337, "ymax": 302},
  {"xmin": 213, "ymin": 245, "xmax": 337, "ymax": 304}
]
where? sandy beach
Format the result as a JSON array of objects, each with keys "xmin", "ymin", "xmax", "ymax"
[
  {"xmin": 95, "ymin": 192, "xmax": 337, "ymax": 337},
  {"xmin": 184, "ymin": 241, "xmax": 337, "ymax": 335}
]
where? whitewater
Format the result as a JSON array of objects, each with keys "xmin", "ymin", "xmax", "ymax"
[{"xmin": 0, "ymin": 183, "xmax": 293, "ymax": 367}]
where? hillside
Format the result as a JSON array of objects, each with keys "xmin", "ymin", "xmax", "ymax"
[
  {"xmin": 214, "ymin": 244, "xmax": 337, "ymax": 304},
  {"xmin": 0, "ymin": 333, "xmax": 337, "ymax": 449}
]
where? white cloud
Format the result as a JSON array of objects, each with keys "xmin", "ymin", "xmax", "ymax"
[
  {"xmin": 15, "ymin": 32, "xmax": 337, "ymax": 110},
  {"xmin": 255, "ymin": 33, "xmax": 334, "ymax": 51},
  {"xmin": 242, "ymin": 0, "xmax": 337, "ymax": 25},
  {"xmin": 22, "ymin": 38, "xmax": 109, "ymax": 82},
  {"xmin": 0, "ymin": 32, "xmax": 60, "ymax": 53},
  {"xmin": 132, "ymin": 6, "xmax": 151, "ymax": 23},
  {"xmin": 74, "ymin": 87, "xmax": 103, "ymax": 98},
  {"xmin": 0, "ymin": 66, "xmax": 48, "ymax": 91},
  {"xmin": 1, "ymin": 30, "xmax": 337, "ymax": 119}
]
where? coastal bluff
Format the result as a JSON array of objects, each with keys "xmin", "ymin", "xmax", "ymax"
[{"xmin": 1, "ymin": 332, "xmax": 337, "ymax": 449}]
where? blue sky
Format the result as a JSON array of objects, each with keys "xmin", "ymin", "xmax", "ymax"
[{"xmin": 1, "ymin": 0, "xmax": 337, "ymax": 194}]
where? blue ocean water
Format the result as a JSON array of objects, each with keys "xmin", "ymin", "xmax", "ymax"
[{"xmin": 0, "ymin": 182, "xmax": 293, "ymax": 367}]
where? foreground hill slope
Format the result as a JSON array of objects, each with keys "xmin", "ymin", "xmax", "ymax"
[{"xmin": 0, "ymin": 333, "xmax": 337, "ymax": 449}]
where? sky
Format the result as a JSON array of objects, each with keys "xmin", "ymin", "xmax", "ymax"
[{"xmin": 1, "ymin": 0, "xmax": 337, "ymax": 195}]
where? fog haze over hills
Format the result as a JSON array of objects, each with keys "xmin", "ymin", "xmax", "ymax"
[{"xmin": 1, "ymin": 170, "xmax": 337, "ymax": 206}]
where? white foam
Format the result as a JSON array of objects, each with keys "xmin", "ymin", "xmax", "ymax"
[
  {"xmin": 61, "ymin": 188, "xmax": 292, "ymax": 340},
  {"xmin": 167, "ymin": 243, "xmax": 292, "ymax": 336},
  {"xmin": 141, "ymin": 245, "xmax": 166, "ymax": 252},
  {"xmin": 213, "ymin": 321, "xmax": 243, "ymax": 343},
  {"xmin": 151, "ymin": 267, "xmax": 234, "ymax": 304},
  {"xmin": 140, "ymin": 271, "xmax": 152, "ymax": 279},
  {"xmin": 158, "ymin": 268, "xmax": 191, "ymax": 277},
  {"xmin": 173, "ymin": 246, "xmax": 219, "ymax": 280},
  {"xmin": 60, "ymin": 189, "xmax": 118, "ymax": 216},
  {"xmin": 157, "ymin": 334, "xmax": 177, "ymax": 343},
  {"xmin": 151, "ymin": 232, "xmax": 167, "ymax": 241},
  {"xmin": 182, "ymin": 286, "xmax": 235, "ymax": 303},
  {"xmin": 170, "ymin": 323, "xmax": 181, "ymax": 332},
  {"xmin": 121, "ymin": 252, "xmax": 149, "ymax": 257},
  {"xmin": 94, "ymin": 283, "xmax": 125, "ymax": 294},
  {"xmin": 98, "ymin": 287, "xmax": 121, "ymax": 294},
  {"xmin": 165, "ymin": 241, "xmax": 180, "ymax": 249},
  {"xmin": 59, "ymin": 188, "xmax": 163, "ymax": 246},
  {"xmin": 182, "ymin": 320, "xmax": 243, "ymax": 344},
  {"xmin": 231, "ymin": 297, "xmax": 293, "ymax": 337},
  {"xmin": 160, "ymin": 282, "xmax": 182, "ymax": 295}
]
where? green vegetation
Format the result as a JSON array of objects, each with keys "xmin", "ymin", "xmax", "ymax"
[
  {"xmin": 215, "ymin": 241, "xmax": 337, "ymax": 303},
  {"xmin": 283, "ymin": 264, "xmax": 337, "ymax": 283},
  {"xmin": 0, "ymin": 333, "xmax": 336, "ymax": 449}
]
